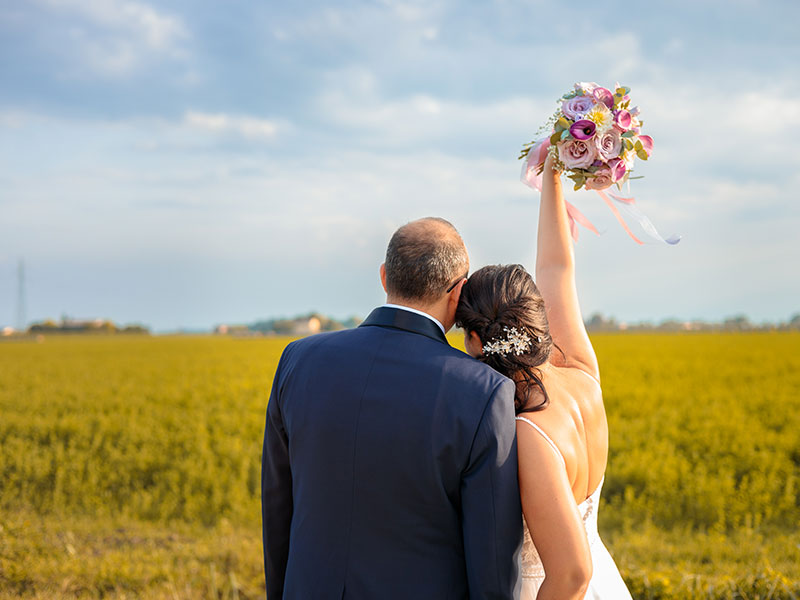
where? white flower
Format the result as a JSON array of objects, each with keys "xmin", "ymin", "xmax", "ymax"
[
  {"xmin": 575, "ymin": 81, "xmax": 599, "ymax": 94},
  {"xmin": 483, "ymin": 327, "xmax": 532, "ymax": 357},
  {"xmin": 585, "ymin": 103, "xmax": 613, "ymax": 133}
]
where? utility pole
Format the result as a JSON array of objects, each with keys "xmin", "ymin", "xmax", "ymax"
[{"xmin": 16, "ymin": 259, "xmax": 26, "ymax": 332}]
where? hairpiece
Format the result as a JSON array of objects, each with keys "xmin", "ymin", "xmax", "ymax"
[{"xmin": 483, "ymin": 326, "xmax": 532, "ymax": 357}]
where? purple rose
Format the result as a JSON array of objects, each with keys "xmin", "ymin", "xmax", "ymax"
[
  {"xmin": 584, "ymin": 167, "xmax": 614, "ymax": 191},
  {"xmin": 562, "ymin": 95, "xmax": 595, "ymax": 120},
  {"xmin": 607, "ymin": 158, "xmax": 627, "ymax": 182},
  {"xmin": 557, "ymin": 139, "xmax": 597, "ymax": 169},
  {"xmin": 614, "ymin": 110, "xmax": 632, "ymax": 131},
  {"xmin": 570, "ymin": 119, "xmax": 596, "ymax": 140},
  {"xmin": 595, "ymin": 129, "xmax": 622, "ymax": 161},
  {"xmin": 592, "ymin": 87, "xmax": 614, "ymax": 109}
]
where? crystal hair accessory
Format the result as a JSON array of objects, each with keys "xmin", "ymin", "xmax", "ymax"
[{"xmin": 483, "ymin": 327, "xmax": 532, "ymax": 357}]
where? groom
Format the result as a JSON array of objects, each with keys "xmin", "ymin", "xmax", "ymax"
[{"xmin": 262, "ymin": 217, "xmax": 522, "ymax": 599}]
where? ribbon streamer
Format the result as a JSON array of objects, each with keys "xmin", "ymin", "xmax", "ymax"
[
  {"xmin": 521, "ymin": 143, "xmax": 680, "ymax": 245},
  {"xmin": 606, "ymin": 192, "xmax": 681, "ymax": 245}
]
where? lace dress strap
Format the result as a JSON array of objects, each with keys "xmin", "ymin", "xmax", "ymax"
[{"xmin": 515, "ymin": 416, "xmax": 567, "ymax": 469}]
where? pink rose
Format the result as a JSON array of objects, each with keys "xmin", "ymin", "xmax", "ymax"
[
  {"xmin": 561, "ymin": 95, "xmax": 595, "ymax": 120},
  {"xmin": 614, "ymin": 109, "xmax": 632, "ymax": 131},
  {"xmin": 558, "ymin": 139, "xmax": 597, "ymax": 169},
  {"xmin": 592, "ymin": 87, "xmax": 614, "ymax": 109},
  {"xmin": 584, "ymin": 168, "xmax": 614, "ymax": 191},
  {"xmin": 595, "ymin": 129, "xmax": 622, "ymax": 161},
  {"xmin": 607, "ymin": 158, "xmax": 627, "ymax": 182}
]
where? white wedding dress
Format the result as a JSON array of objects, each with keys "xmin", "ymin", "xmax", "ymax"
[{"xmin": 516, "ymin": 416, "xmax": 632, "ymax": 600}]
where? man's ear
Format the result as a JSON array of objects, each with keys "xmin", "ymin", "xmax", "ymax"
[
  {"xmin": 447, "ymin": 278, "xmax": 466, "ymax": 311},
  {"xmin": 379, "ymin": 263, "xmax": 387, "ymax": 293}
]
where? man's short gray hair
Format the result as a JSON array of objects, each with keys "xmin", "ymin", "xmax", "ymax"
[{"xmin": 384, "ymin": 217, "xmax": 468, "ymax": 303}]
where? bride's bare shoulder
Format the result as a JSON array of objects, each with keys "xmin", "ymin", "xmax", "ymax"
[{"xmin": 548, "ymin": 362, "xmax": 602, "ymax": 389}]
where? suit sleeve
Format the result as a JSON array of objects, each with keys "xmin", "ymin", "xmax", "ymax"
[
  {"xmin": 461, "ymin": 378, "xmax": 523, "ymax": 600},
  {"xmin": 262, "ymin": 351, "xmax": 293, "ymax": 599}
]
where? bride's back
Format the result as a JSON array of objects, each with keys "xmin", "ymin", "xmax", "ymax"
[
  {"xmin": 453, "ymin": 262, "xmax": 609, "ymax": 501},
  {"xmin": 525, "ymin": 364, "xmax": 608, "ymax": 504}
]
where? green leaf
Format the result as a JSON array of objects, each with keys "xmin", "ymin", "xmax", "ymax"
[
  {"xmin": 634, "ymin": 140, "xmax": 643, "ymax": 150},
  {"xmin": 550, "ymin": 131, "xmax": 562, "ymax": 145},
  {"xmin": 637, "ymin": 149, "xmax": 649, "ymax": 160},
  {"xmin": 574, "ymin": 181, "xmax": 584, "ymax": 191},
  {"xmin": 561, "ymin": 129, "xmax": 571, "ymax": 141},
  {"xmin": 555, "ymin": 117, "xmax": 571, "ymax": 131},
  {"xmin": 621, "ymin": 131, "xmax": 635, "ymax": 138},
  {"xmin": 623, "ymin": 138, "xmax": 634, "ymax": 151}
]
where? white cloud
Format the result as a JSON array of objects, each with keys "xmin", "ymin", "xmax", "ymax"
[
  {"xmin": 183, "ymin": 111, "xmax": 281, "ymax": 140},
  {"xmin": 316, "ymin": 69, "xmax": 552, "ymax": 147},
  {"xmin": 39, "ymin": 0, "xmax": 188, "ymax": 74},
  {"xmin": 0, "ymin": 111, "xmax": 26, "ymax": 128},
  {"xmin": 44, "ymin": 0, "xmax": 186, "ymax": 49}
]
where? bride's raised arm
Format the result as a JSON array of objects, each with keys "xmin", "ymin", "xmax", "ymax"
[{"xmin": 535, "ymin": 150, "xmax": 599, "ymax": 379}]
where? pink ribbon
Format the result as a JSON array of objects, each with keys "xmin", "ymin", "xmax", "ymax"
[
  {"xmin": 595, "ymin": 190, "xmax": 644, "ymax": 245},
  {"xmin": 606, "ymin": 191, "xmax": 681, "ymax": 245}
]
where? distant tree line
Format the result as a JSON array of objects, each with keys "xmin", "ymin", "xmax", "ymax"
[
  {"xmin": 250, "ymin": 313, "xmax": 361, "ymax": 335},
  {"xmin": 584, "ymin": 312, "xmax": 800, "ymax": 332},
  {"xmin": 216, "ymin": 313, "xmax": 362, "ymax": 337},
  {"xmin": 25, "ymin": 317, "xmax": 150, "ymax": 335}
]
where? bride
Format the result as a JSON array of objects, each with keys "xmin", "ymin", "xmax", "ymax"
[{"xmin": 456, "ymin": 150, "xmax": 632, "ymax": 599}]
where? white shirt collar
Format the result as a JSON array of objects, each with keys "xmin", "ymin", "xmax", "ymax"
[{"xmin": 382, "ymin": 304, "xmax": 446, "ymax": 335}]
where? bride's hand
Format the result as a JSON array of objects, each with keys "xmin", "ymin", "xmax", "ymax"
[{"xmin": 543, "ymin": 147, "xmax": 561, "ymax": 176}]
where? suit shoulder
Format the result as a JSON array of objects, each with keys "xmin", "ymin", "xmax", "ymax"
[
  {"xmin": 279, "ymin": 328, "xmax": 368, "ymax": 361},
  {"xmin": 444, "ymin": 346, "xmax": 509, "ymax": 380},
  {"xmin": 279, "ymin": 330, "xmax": 340, "ymax": 358}
]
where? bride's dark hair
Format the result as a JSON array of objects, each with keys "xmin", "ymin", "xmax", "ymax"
[{"xmin": 455, "ymin": 264, "xmax": 554, "ymax": 413}]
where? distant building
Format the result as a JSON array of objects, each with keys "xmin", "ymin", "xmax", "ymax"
[
  {"xmin": 241, "ymin": 313, "xmax": 362, "ymax": 337},
  {"xmin": 290, "ymin": 316, "xmax": 322, "ymax": 336},
  {"xmin": 214, "ymin": 324, "xmax": 254, "ymax": 336}
]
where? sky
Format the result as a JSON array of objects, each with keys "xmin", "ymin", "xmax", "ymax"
[{"xmin": 1, "ymin": 0, "xmax": 798, "ymax": 332}]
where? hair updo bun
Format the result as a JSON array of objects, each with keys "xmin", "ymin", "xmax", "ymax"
[{"xmin": 455, "ymin": 264, "xmax": 554, "ymax": 413}]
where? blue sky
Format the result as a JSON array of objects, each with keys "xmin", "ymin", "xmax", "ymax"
[{"xmin": 1, "ymin": 0, "xmax": 798, "ymax": 331}]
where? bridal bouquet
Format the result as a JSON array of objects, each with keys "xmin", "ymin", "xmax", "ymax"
[
  {"xmin": 520, "ymin": 82, "xmax": 679, "ymax": 245},
  {"xmin": 520, "ymin": 82, "xmax": 652, "ymax": 191}
]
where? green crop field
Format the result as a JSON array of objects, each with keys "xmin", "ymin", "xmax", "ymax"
[{"xmin": 1, "ymin": 333, "xmax": 799, "ymax": 599}]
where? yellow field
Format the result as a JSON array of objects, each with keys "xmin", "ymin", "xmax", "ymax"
[{"xmin": 1, "ymin": 333, "xmax": 798, "ymax": 599}]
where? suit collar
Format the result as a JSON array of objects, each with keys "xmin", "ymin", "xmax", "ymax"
[{"xmin": 359, "ymin": 306, "xmax": 449, "ymax": 345}]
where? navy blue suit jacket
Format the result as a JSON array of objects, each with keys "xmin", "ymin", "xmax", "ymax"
[{"xmin": 262, "ymin": 306, "xmax": 522, "ymax": 599}]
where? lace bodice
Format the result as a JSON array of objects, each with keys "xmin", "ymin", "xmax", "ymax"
[{"xmin": 519, "ymin": 477, "xmax": 603, "ymax": 579}]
